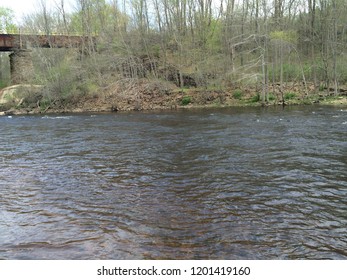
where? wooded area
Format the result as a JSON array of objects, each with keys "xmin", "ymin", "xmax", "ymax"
[{"xmin": 1, "ymin": 0, "xmax": 347, "ymax": 107}]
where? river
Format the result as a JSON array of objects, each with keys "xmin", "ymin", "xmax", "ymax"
[{"xmin": 0, "ymin": 106, "xmax": 346, "ymax": 259}]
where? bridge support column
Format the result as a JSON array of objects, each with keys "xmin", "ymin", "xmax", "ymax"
[{"xmin": 9, "ymin": 49, "xmax": 34, "ymax": 84}]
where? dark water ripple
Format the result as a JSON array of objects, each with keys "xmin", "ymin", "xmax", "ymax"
[{"xmin": 0, "ymin": 106, "xmax": 346, "ymax": 259}]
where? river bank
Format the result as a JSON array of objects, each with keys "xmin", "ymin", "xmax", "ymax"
[{"xmin": 1, "ymin": 80, "xmax": 347, "ymax": 115}]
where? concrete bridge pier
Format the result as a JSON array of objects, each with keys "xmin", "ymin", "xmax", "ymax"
[{"xmin": 9, "ymin": 49, "xmax": 34, "ymax": 84}]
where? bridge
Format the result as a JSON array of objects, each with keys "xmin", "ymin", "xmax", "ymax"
[
  {"xmin": 0, "ymin": 34, "xmax": 91, "ymax": 51},
  {"xmin": 0, "ymin": 33, "xmax": 94, "ymax": 84}
]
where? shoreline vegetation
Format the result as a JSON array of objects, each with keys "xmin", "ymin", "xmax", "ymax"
[
  {"xmin": 0, "ymin": 81, "xmax": 346, "ymax": 116},
  {"xmin": 1, "ymin": 1, "xmax": 347, "ymax": 115}
]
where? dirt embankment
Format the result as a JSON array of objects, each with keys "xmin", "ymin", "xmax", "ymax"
[{"xmin": 1, "ymin": 80, "xmax": 347, "ymax": 115}]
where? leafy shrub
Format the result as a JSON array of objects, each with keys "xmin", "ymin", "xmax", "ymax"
[
  {"xmin": 250, "ymin": 93, "xmax": 260, "ymax": 103},
  {"xmin": 268, "ymin": 63, "xmax": 302, "ymax": 81},
  {"xmin": 232, "ymin": 89, "xmax": 243, "ymax": 100},
  {"xmin": 268, "ymin": 93, "xmax": 275, "ymax": 101},
  {"xmin": 284, "ymin": 92, "xmax": 296, "ymax": 100},
  {"xmin": 0, "ymin": 80, "xmax": 8, "ymax": 89},
  {"xmin": 182, "ymin": 95, "xmax": 192, "ymax": 105}
]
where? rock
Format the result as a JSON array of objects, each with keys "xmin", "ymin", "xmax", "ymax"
[
  {"xmin": 111, "ymin": 105, "xmax": 119, "ymax": 112},
  {"xmin": 5, "ymin": 108, "xmax": 29, "ymax": 115}
]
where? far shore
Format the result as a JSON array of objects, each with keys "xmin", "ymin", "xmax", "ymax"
[{"xmin": 1, "ymin": 82, "xmax": 347, "ymax": 116}]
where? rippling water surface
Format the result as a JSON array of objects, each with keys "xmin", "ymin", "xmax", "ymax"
[{"xmin": 0, "ymin": 106, "xmax": 346, "ymax": 259}]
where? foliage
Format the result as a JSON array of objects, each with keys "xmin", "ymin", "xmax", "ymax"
[
  {"xmin": 232, "ymin": 89, "xmax": 243, "ymax": 100},
  {"xmin": 2, "ymin": 0, "xmax": 347, "ymax": 104},
  {"xmin": 69, "ymin": 0, "xmax": 129, "ymax": 35},
  {"xmin": 0, "ymin": 7, "xmax": 17, "ymax": 33},
  {"xmin": 268, "ymin": 93, "xmax": 275, "ymax": 101},
  {"xmin": 284, "ymin": 92, "xmax": 296, "ymax": 100},
  {"xmin": 336, "ymin": 55, "xmax": 347, "ymax": 83},
  {"xmin": 182, "ymin": 96, "xmax": 192, "ymax": 105},
  {"xmin": 268, "ymin": 63, "xmax": 303, "ymax": 82},
  {"xmin": 0, "ymin": 80, "xmax": 7, "ymax": 89},
  {"xmin": 270, "ymin": 30, "xmax": 298, "ymax": 44},
  {"xmin": 250, "ymin": 94, "xmax": 260, "ymax": 103},
  {"xmin": 205, "ymin": 19, "xmax": 223, "ymax": 53}
]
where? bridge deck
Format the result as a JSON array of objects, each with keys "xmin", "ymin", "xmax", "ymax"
[{"xmin": 0, "ymin": 34, "xmax": 92, "ymax": 51}]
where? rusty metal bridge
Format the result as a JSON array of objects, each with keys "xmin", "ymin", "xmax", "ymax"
[
  {"xmin": 0, "ymin": 33, "xmax": 92, "ymax": 51},
  {"xmin": 0, "ymin": 33, "xmax": 95, "ymax": 84}
]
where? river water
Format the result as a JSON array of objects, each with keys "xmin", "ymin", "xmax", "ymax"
[{"xmin": 0, "ymin": 106, "xmax": 346, "ymax": 259}]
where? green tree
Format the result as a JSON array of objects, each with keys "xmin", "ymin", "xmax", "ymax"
[{"xmin": 0, "ymin": 7, "xmax": 17, "ymax": 33}]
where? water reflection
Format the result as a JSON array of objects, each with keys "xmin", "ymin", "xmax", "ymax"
[{"xmin": 0, "ymin": 106, "xmax": 346, "ymax": 259}]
